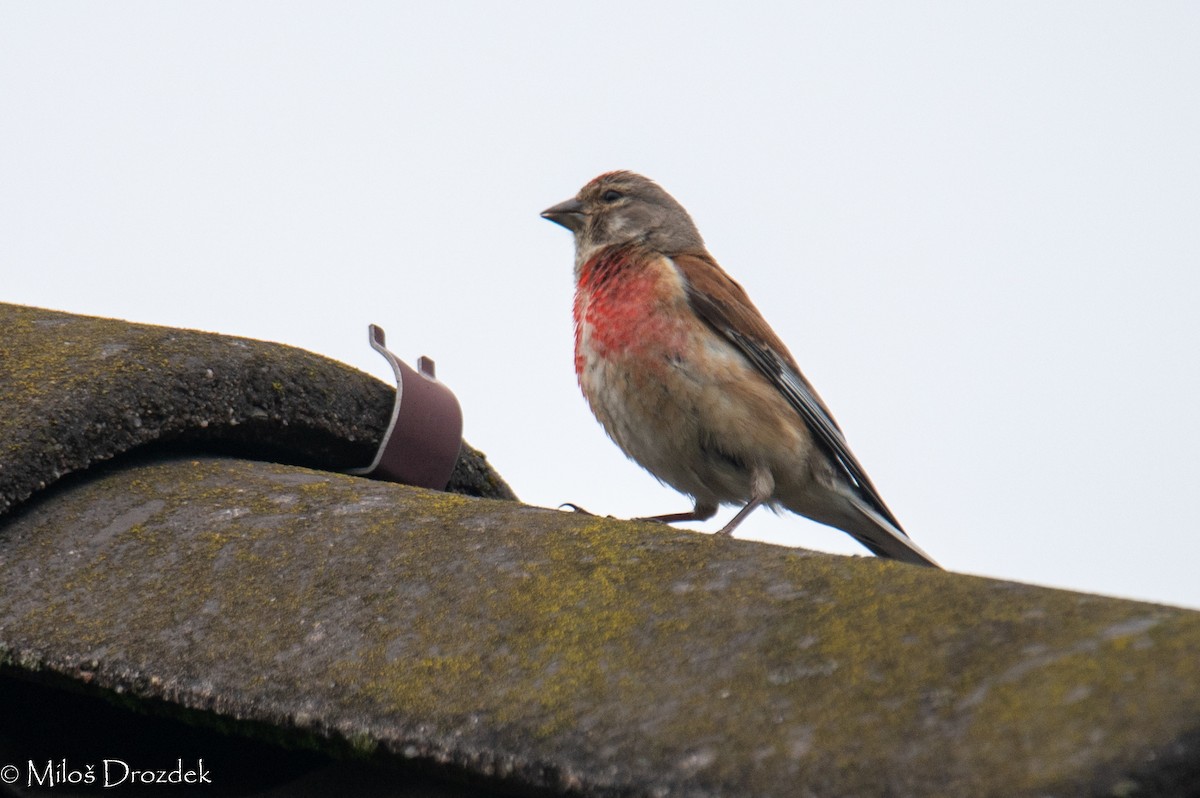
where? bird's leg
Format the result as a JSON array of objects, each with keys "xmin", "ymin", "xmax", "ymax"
[
  {"xmin": 715, "ymin": 466, "xmax": 774, "ymax": 536},
  {"xmin": 636, "ymin": 500, "xmax": 718, "ymax": 525},
  {"xmin": 715, "ymin": 498, "xmax": 764, "ymax": 535}
]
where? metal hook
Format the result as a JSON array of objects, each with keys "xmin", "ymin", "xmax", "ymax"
[{"xmin": 348, "ymin": 324, "xmax": 462, "ymax": 491}]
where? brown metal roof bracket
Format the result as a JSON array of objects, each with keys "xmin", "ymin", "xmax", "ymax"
[{"xmin": 347, "ymin": 324, "xmax": 463, "ymax": 491}]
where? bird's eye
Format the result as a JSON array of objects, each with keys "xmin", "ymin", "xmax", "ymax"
[{"xmin": 600, "ymin": 190, "xmax": 623, "ymax": 203}]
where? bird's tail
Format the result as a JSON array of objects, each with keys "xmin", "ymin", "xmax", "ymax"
[
  {"xmin": 837, "ymin": 493, "xmax": 941, "ymax": 568},
  {"xmin": 801, "ymin": 484, "xmax": 940, "ymax": 566}
]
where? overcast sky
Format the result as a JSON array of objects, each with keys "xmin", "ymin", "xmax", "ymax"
[{"xmin": 3, "ymin": 3, "xmax": 1199, "ymax": 609}]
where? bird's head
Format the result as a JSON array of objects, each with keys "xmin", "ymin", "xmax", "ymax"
[{"xmin": 542, "ymin": 171, "xmax": 704, "ymax": 263}]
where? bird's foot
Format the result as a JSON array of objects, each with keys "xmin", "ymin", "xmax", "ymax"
[
  {"xmin": 559, "ymin": 503, "xmax": 595, "ymax": 516},
  {"xmin": 636, "ymin": 503, "xmax": 719, "ymax": 526}
]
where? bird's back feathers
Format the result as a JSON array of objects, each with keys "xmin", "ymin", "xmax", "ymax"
[{"xmin": 673, "ymin": 252, "xmax": 939, "ymax": 568}]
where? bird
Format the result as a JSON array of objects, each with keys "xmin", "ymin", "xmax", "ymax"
[{"xmin": 541, "ymin": 171, "xmax": 939, "ymax": 568}]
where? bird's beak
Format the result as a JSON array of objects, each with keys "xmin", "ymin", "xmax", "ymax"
[{"xmin": 541, "ymin": 198, "xmax": 586, "ymax": 233}]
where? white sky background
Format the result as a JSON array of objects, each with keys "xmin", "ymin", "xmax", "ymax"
[{"xmin": 3, "ymin": 3, "xmax": 1199, "ymax": 609}]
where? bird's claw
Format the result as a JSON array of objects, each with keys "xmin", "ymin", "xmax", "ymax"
[{"xmin": 559, "ymin": 502, "xmax": 595, "ymax": 516}]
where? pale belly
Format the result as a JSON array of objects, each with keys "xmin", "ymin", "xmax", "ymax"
[{"xmin": 576, "ymin": 315, "xmax": 810, "ymax": 507}]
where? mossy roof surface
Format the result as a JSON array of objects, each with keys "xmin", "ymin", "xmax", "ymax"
[
  {"xmin": 1, "ymin": 455, "xmax": 1197, "ymax": 798},
  {"xmin": 0, "ymin": 302, "xmax": 514, "ymax": 515}
]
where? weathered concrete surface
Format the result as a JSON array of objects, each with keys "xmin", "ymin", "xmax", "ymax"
[
  {"xmin": 1, "ymin": 455, "xmax": 1197, "ymax": 797},
  {"xmin": 0, "ymin": 302, "xmax": 515, "ymax": 516}
]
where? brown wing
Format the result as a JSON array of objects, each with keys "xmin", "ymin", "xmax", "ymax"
[{"xmin": 672, "ymin": 251, "xmax": 905, "ymax": 534}]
